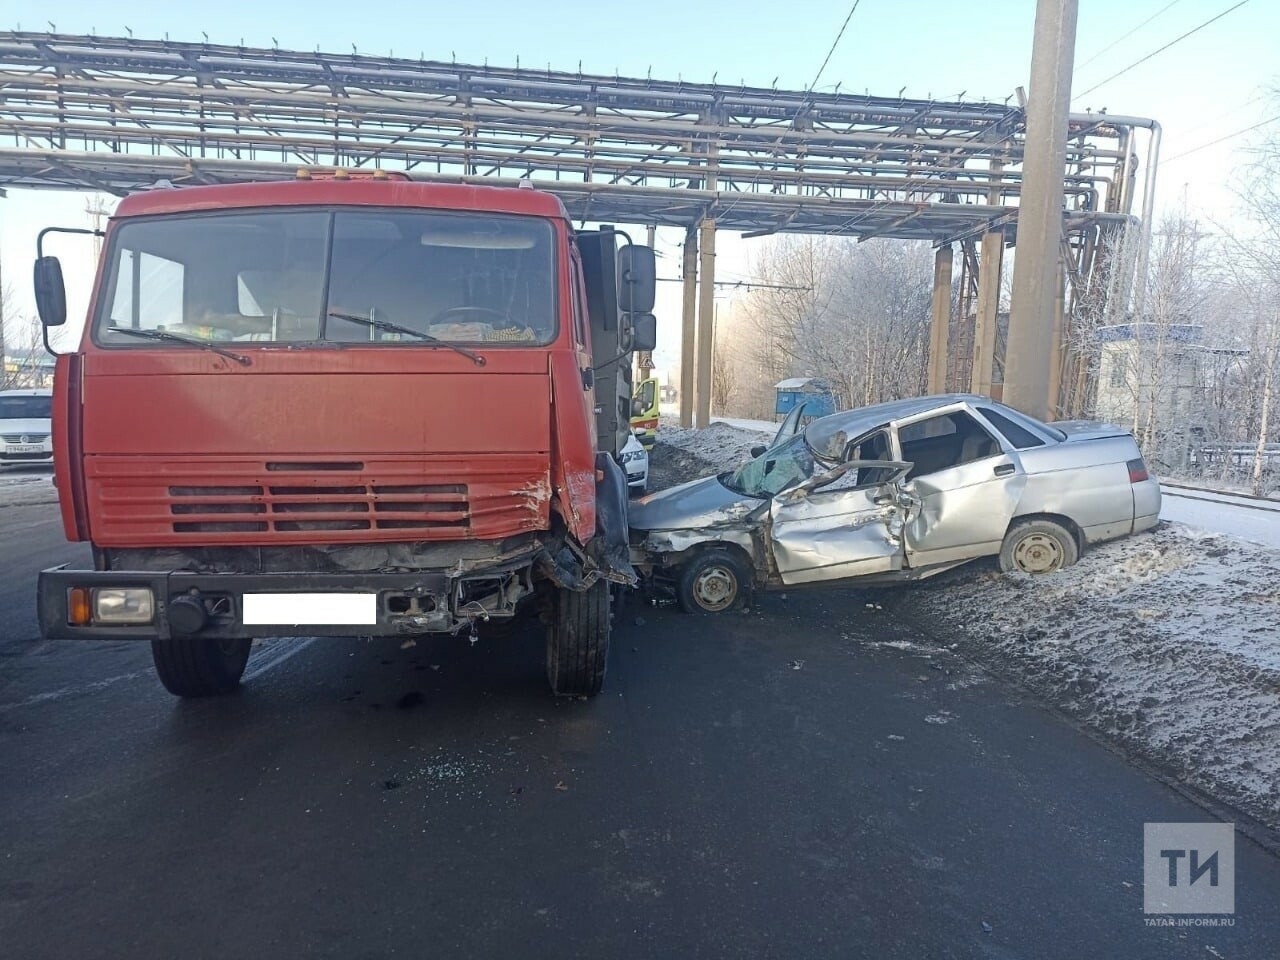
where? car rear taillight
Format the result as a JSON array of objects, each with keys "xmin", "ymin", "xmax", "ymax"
[{"xmin": 1127, "ymin": 457, "xmax": 1149, "ymax": 483}]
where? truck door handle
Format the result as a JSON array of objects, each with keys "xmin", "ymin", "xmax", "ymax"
[{"xmin": 994, "ymin": 463, "xmax": 1016, "ymax": 477}]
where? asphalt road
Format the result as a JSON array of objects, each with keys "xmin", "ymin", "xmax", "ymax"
[{"xmin": 3, "ymin": 492, "xmax": 1280, "ymax": 958}]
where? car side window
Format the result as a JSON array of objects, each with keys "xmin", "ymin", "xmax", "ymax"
[
  {"xmin": 980, "ymin": 409, "xmax": 1046, "ymax": 449},
  {"xmin": 898, "ymin": 412, "xmax": 1001, "ymax": 480}
]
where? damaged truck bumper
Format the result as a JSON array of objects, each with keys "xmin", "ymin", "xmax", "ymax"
[{"xmin": 37, "ymin": 564, "xmax": 543, "ymax": 641}]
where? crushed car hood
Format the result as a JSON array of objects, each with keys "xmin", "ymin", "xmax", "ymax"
[{"xmin": 628, "ymin": 474, "xmax": 759, "ymax": 531}]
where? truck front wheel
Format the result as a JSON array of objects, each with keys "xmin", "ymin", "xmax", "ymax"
[
  {"xmin": 546, "ymin": 580, "xmax": 610, "ymax": 697},
  {"xmin": 151, "ymin": 636, "xmax": 252, "ymax": 698}
]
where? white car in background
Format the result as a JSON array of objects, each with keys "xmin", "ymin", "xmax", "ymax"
[
  {"xmin": 619, "ymin": 431, "xmax": 650, "ymax": 494},
  {"xmin": 0, "ymin": 388, "xmax": 54, "ymax": 468}
]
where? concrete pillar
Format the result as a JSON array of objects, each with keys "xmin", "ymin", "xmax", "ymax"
[
  {"xmin": 1047, "ymin": 257, "xmax": 1066, "ymax": 416},
  {"xmin": 695, "ymin": 218, "xmax": 717, "ymax": 428},
  {"xmin": 1004, "ymin": 0, "xmax": 1078, "ymax": 419},
  {"xmin": 927, "ymin": 245, "xmax": 953, "ymax": 394},
  {"xmin": 679, "ymin": 226, "xmax": 698, "ymax": 428},
  {"xmin": 970, "ymin": 231, "xmax": 1004, "ymax": 397}
]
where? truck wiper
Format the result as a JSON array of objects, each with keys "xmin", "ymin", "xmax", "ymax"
[
  {"xmin": 106, "ymin": 326, "xmax": 251, "ymax": 366},
  {"xmin": 327, "ymin": 310, "xmax": 486, "ymax": 367}
]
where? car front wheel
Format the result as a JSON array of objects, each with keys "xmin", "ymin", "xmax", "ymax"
[
  {"xmin": 676, "ymin": 549, "xmax": 751, "ymax": 614},
  {"xmin": 998, "ymin": 519, "xmax": 1079, "ymax": 575}
]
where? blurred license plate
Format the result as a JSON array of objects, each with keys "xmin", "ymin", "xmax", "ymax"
[
  {"xmin": 4, "ymin": 444, "xmax": 44, "ymax": 454},
  {"xmin": 242, "ymin": 593, "xmax": 377, "ymax": 626}
]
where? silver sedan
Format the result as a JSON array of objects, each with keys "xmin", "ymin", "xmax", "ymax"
[{"xmin": 629, "ymin": 394, "xmax": 1161, "ymax": 614}]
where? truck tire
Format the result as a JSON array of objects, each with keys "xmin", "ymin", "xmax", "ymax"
[
  {"xmin": 546, "ymin": 580, "xmax": 610, "ymax": 697},
  {"xmin": 676, "ymin": 548, "xmax": 750, "ymax": 614},
  {"xmin": 150, "ymin": 636, "xmax": 252, "ymax": 698},
  {"xmin": 999, "ymin": 519, "xmax": 1079, "ymax": 575}
]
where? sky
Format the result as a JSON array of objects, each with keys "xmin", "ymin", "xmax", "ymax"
[{"xmin": 2, "ymin": 0, "xmax": 1277, "ymax": 368}]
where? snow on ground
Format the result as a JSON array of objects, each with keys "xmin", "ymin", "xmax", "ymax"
[
  {"xmin": 652, "ymin": 418, "xmax": 1280, "ymax": 831},
  {"xmin": 657, "ymin": 415, "xmax": 773, "ymax": 470},
  {"xmin": 0, "ymin": 469, "xmax": 57, "ymax": 507},
  {"xmin": 711, "ymin": 415, "xmax": 781, "ymax": 434},
  {"xmin": 906, "ymin": 529, "xmax": 1280, "ymax": 831}
]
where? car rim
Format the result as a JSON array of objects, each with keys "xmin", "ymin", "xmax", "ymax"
[
  {"xmin": 693, "ymin": 565, "xmax": 738, "ymax": 612},
  {"xmin": 1012, "ymin": 532, "xmax": 1064, "ymax": 574}
]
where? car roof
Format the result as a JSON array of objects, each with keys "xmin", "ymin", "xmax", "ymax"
[{"xmin": 804, "ymin": 394, "xmax": 983, "ymax": 452}]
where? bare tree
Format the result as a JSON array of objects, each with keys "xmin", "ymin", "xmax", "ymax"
[
  {"xmin": 710, "ymin": 321, "xmax": 738, "ymax": 415},
  {"xmin": 730, "ymin": 236, "xmax": 933, "ymax": 417},
  {"xmin": 0, "ymin": 257, "xmax": 49, "ymax": 390}
]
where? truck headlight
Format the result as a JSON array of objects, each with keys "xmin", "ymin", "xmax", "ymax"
[{"xmin": 93, "ymin": 587, "xmax": 155, "ymax": 625}]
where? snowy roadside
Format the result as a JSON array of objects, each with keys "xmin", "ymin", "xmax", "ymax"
[
  {"xmin": 653, "ymin": 418, "xmax": 1280, "ymax": 832},
  {"xmin": 0, "ymin": 470, "xmax": 58, "ymax": 508}
]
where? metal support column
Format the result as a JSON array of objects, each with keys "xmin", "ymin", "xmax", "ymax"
[
  {"xmin": 970, "ymin": 231, "xmax": 1004, "ymax": 397},
  {"xmin": 679, "ymin": 225, "xmax": 698, "ymax": 428},
  {"xmin": 695, "ymin": 217, "xmax": 717, "ymax": 428},
  {"xmin": 1004, "ymin": 0, "xmax": 1078, "ymax": 418},
  {"xmin": 927, "ymin": 245, "xmax": 953, "ymax": 394}
]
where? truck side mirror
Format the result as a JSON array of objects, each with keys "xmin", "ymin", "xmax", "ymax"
[
  {"xmin": 631, "ymin": 397, "xmax": 646, "ymax": 418},
  {"xmin": 34, "ymin": 256, "xmax": 68, "ymax": 327},
  {"xmin": 629, "ymin": 312, "xmax": 657, "ymax": 352},
  {"xmin": 618, "ymin": 244, "xmax": 656, "ymax": 314}
]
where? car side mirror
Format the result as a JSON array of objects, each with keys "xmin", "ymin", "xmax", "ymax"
[
  {"xmin": 34, "ymin": 256, "xmax": 68, "ymax": 327},
  {"xmin": 750, "ymin": 444, "xmax": 767, "ymax": 459},
  {"xmin": 628, "ymin": 311, "xmax": 657, "ymax": 352},
  {"xmin": 618, "ymin": 244, "xmax": 656, "ymax": 314}
]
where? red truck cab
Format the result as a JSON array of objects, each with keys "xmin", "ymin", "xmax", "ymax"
[{"xmin": 33, "ymin": 173, "xmax": 655, "ymax": 699}]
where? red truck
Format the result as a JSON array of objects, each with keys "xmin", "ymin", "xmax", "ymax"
[{"xmin": 32, "ymin": 171, "xmax": 655, "ymax": 699}]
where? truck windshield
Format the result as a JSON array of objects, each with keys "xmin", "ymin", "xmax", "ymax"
[{"xmin": 94, "ymin": 209, "xmax": 557, "ymax": 346}]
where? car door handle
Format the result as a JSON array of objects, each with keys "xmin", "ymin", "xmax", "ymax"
[{"xmin": 994, "ymin": 463, "xmax": 1016, "ymax": 477}]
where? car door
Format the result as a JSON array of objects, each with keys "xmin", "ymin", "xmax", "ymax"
[
  {"xmin": 895, "ymin": 405, "xmax": 1028, "ymax": 568},
  {"xmin": 767, "ymin": 429, "xmax": 912, "ymax": 585}
]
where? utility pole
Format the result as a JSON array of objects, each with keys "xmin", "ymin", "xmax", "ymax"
[{"xmin": 1004, "ymin": 0, "xmax": 1078, "ymax": 419}]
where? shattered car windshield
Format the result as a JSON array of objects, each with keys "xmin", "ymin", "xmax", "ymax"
[{"xmin": 720, "ymin": 433, "xmax": 815, "ymax": 498}]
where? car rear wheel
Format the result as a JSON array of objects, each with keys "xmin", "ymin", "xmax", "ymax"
[
  {"xmin": 999, "ymin": 519, "xmax": 1079, "ymax": 575},
  {"xmin": 546, "ymin": 580, "xmax": 610, "ymax": 697},
  {"xmin": 151, "ymin": 636, "xmax": 252, "ymax": 698},
  {"xmin": 676, "ymin": 549, "xmax": 750, "ymax": 614}
]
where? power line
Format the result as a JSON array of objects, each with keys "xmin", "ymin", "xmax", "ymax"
[
  {"xmin": 1162, "ymin": 113, "xmax": 1280, "ymax": 164},
  {"xmin": 1075, "ymin": 0, "xmax": 1185, "ymax": 70},
  {"xmin": 805, "ymin": 0, "xmax": 862, "ymax": 96},
  {"xmin": 1074, "ymin": 0, "xmax": 1251, "ymax": 100},
  {"xmin": 715, "ymin": 2, "xmax": 863, "ymax": 227}
]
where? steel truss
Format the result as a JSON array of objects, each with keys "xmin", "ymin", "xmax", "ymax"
[{"xmin": 0, "ymin": 32, "xmax": 1156, "ymax": 421}]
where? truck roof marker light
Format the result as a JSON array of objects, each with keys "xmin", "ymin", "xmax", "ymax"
[
  {"xmin": 295, "ymin": 168, "xmax": 312, "ymax": 180},
  {"xmin": 68, "ymin": 587, "xmax": 91, "ymax": 626}
]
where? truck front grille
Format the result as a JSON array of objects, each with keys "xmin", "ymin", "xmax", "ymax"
[{"xmin": 85, "ymin": 455, "xmax": 550, "ymax": 546}]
